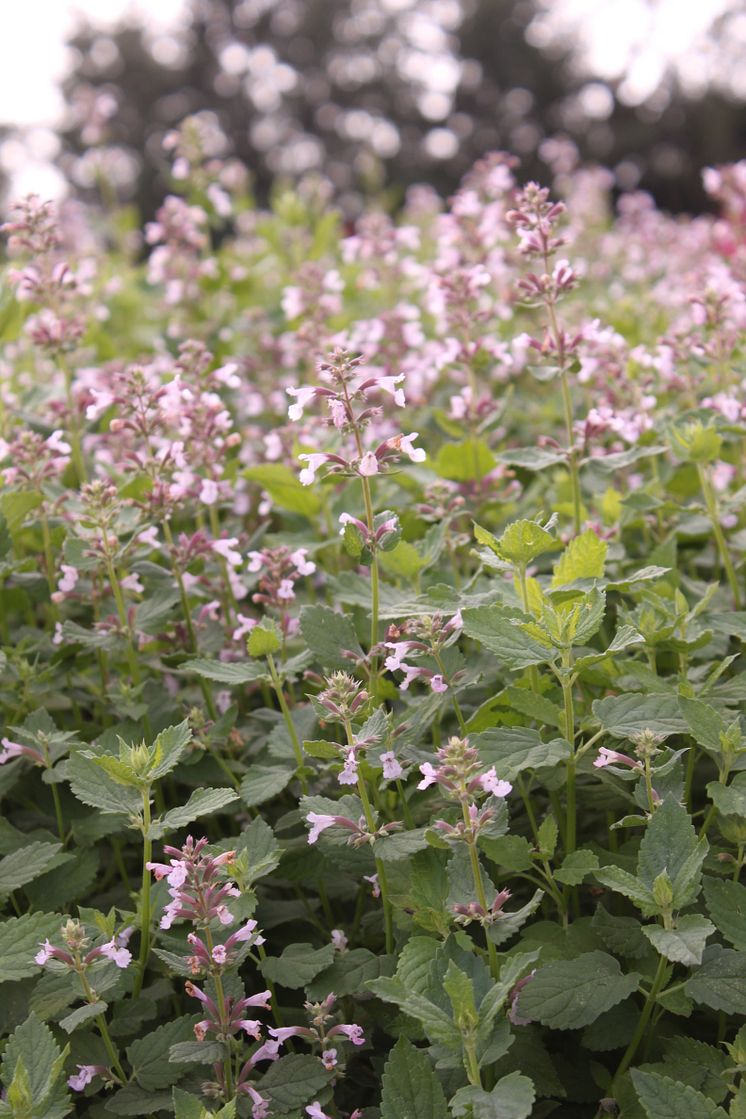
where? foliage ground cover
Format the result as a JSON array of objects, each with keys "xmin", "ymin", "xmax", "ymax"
[{"xmin": 0, "ymin": 129, "xmax": 745, "ymax": 1118}]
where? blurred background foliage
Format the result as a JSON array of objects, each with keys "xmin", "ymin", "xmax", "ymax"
[{"xmin": 28, "ymin": 0, "xmax": 746, "ymax": 217}]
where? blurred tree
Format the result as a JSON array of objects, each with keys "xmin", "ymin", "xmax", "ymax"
[{"xmin": 55, "ymin": 0, "xmax": 746, "ymax": 219}]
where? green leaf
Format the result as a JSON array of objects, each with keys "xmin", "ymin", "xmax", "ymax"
[
  {"xmin": 172, "ymin": 1088, "xmax": 203, "ymax": 1119},
  {"xmin": 366, "ymin": 977, "xmax": 461, "ymax": 1048},
  {"xmin": 593, "ymin": 865, "xmax": 655, "ymax": 912},
  {"xmin": 380, "ymin": 541, "xmax": 427, "ymax": 579},
  {"xmin": 702, "ymin": 876, "xmax": 746, "ymax": 950},
  {"xmin": 434, "ymin": 438, "xmax": 495, "ymax": 481},
  {"xmin": 147, "ymin": 721, "xmax": 192, "ymax": 780},
  {"xmin": 244, "ymin": 463, "xmax": 321, "ymax": 517},
  {"xmin": 679, "ymin": 697, "xmax": 724, "ymax": 753},
  {"xmin": 374, "ymin": 828, "xmax": 429, "ymax": 862},
  {"xmin": 593, "ymin": 694, "xmax": 686, "ymax": 740},
  {"xmin": 516, "ymin": 951, "xmax": 641, "ymax": 1030},
  {"xmin": 259, "ymin": 942, "xmax": 335, "ymax": 989},
  {"xmin": 66, "ymin": 751, "xmax": 141, "ymax": 816},
  {"xmin": 0, "ymin": 842, "xmax": 62, "ymax": 897},
  {"xmin": 474, "ymin": 727, "xmax": 571, "ymax": 778},
  {"xmin": 642, "ymin": 916, "xmax": 715, "ymax": 966},
  {"xmin": 240, "ymin": 765, "xmax": 293, "ymax": 807},
  {"xmin": 637, "ymin": 798, "xmax": 707, "ymax": 910},
  {"xmin": 554, "ymin": 850, "xmax": 600, "ymax": 886},
  {"xmin": 0, "ymin": 912, "xmax": 64, "ymax": 983},
  {"xmin": 706, "ymin": 773, "xmax": 746, "ymax": 817},
  {"xmin": 684, "ymin": 945, "xmax": 746, "ymax": 1014},
  {"xmin": 490, "ymin": 518, "xmax": 560, "ymax": 566},
  {"xmin": 631, "ymin": 1069, "xmax": 727, "ymax": 1118},
  {"xmin": 299, "ymin": 605, "xmax": 363, "ymax": 669},
  {"xmin": 380, "ymin": 1037, "xmax": 449, "ymax": 1119},
  {"xmin": 306, "ymin": 948, "xmax": 392, "ymax": 1001},
  {"xmin": 257, "ymin": 1054, "xmax": 331, "ymax": 1115},
  {"xmin": 592, "ymin": 906, "xmax": 649, "ymax": 959},
  {"xmin": 127, "ymin": 1016, "xmax": 196, "ymax": 1090},
  {"xmin": 59, "ymin": 1000, "xmax": 107, "ymax": 1034},
  {"xmin": 552, "ymin": 530, "xmax": 607, "ymax": 587},
  {"xmin": 247, "ymin": 622, "xmax": 282, "ymax": 658},
  {"xmin": 182, "ymin": 658, "xmax": 267, "ymax": 685},
  {"xmin": 495, "ymin": 446, "xmax": 567, "ymax": 470},
  {"xmin": 443, "ymin": 961, "xmax": 478, "ymax": 1030},
  {"xmin": 1, "ymin": 1013, "xmax": 69, "ymax": 1119},
  {"xmin": 462, "ymin": 607, "xmax": 556, "ymax": 669},
  {"xmin": 153, "ymin": 787, "xmax": 238, "ymax": 835},
  {"xmin": 104, "ymin": 1084, "xmax": 174, "ymax": 1115},
  {"xmin": 0, "ymin": 490, "xmax": 43, "ymax": 534},
  {"xmin": 451, "ymin": 1072, "xmax": 536, "ymax": 1119}
]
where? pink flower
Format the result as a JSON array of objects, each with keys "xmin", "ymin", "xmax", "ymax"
[
  {"xmin": 338, "ymin": 747, "xmax": 359, "ymax": 786},
  {"xmin": 46, "ymin": 430, "xmax": 71, "ymax": 455},
  {"xmin": 287, "ymin": 385, "xmax": 317, "ymax": 421},
  {"xmin": 383, "ymin": 641, "xmax": 412, "ymax": 671},
  {"xmin": 100, "ymin": 938, "xmax": 132, "ymax": 969},
  {"xmin": 381, "ymin": 751, "xmax": 403, "ymax": 780},
  {"xmin": 331, "ymin": 929, "xmax": 348, "ymax": 952},
  {"xmin": 593, "ymin": 747, "xmax": 642, "ymax": 771},
  {"xmin": 328, "ymin": 1023, "xmax": 365, "ymax": 1045},
  {"xmin": 399, "ymin": 432, "xmax": 426, "ymax": 463},
  {"xmin": 68, "ymin": 1065, "xmax": 101, "ymax": 1092},
  {"xmin": 212, "ymin": 944, "xmax": 227, "ymax": 964},
  {"xmin": 0, "ymin": 739, "xmax": 25, "ymax": 765},
  {"xmin": 35, "ymin": 939, "xmax": 54, "ymax": 965},
  {"xmin": 479, "ymin": 768, "xmax": 513, "ymax": 798},
  {"xmin": 417, "ymin": 763, "xmax": 438, "ymax": 790},
  {"xmin": 213, "ymin": 537, "xmax": 242, "ymax": 566},
  {"xmin": 290, "ymin": 548, "xmax": 316, "ymax": 576},
  {"xmin": 358, "ymin": 451, "xmax": 379, "ymax": 476},
  {"xmin": 120, "ymin": 573, "xmax": 143, "ymax": 594},
  {"xmin": 363, "ymin": 873, "xmax": 380, "ymax": 897},
  {"xmin": 299, "ymin": 452, "xmax": 330, "ymax": 486},
  {"xmin": 306, "ymin": 1103, "xmax": 332, "ymax": 1119},
  {"xmin": 277, "ymin": 578, "xmax": 295, "ymax": 601},
  {"xmin": 321, "ymin": 1048, "xmax": 338, "ymax": 1070},
  {"xmin": 138, "ymin": 526, "xmax": 159, "ymax": 549},
  {"xmin": 307, "ymin": 812, "xmax": 337, "ymax": 844},
  {"xmin": 199, "ymin": 478, "xmax": 219, "ymax": 505},
  {"xmin": 430, "ymin": 674, "xmax": 447, "ymax": 693},
  {"xmin": 233, "ymin": 614, "xmax": 257, "ymax": 641},
  {"xmin": 57, "ymin": 564, "xmax": 79, "ymax": 595}
]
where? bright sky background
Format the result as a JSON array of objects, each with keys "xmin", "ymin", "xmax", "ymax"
[{"xmin": 0, "ymin": 0, "xmax": 737, "ymax": 199}]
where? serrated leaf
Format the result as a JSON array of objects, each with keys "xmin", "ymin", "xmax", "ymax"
[
  {"xmin": 127, "ymin": 1016, "xmax": 196, "ymax": 1090},
  {"xmin": 706, "ymin": 773, "xmax": 746, "ymax": 817},
  {"xmin": 147, "ymin": 721, "xmax": 192, "ymax": 780},
  {"xmin": 1, "ymin": 1013, "xmax": 69, "ymax": 1119},
  {"xmin": 593, "ymin": 694, "xmax": 686, "ymax": 740},
  {"xmin": 153, "ymin": 787, "xmax": 238, "ymax": 835},
  {"xmin": 240, "ymin": 765, "xmax": 293, "ymax": 807},
  {"xmin": 516, "ymin": 951, "xmax": 641, "ymax": 1029},
  {"xmin": 0, "ymin": 912, "xmax": 65, "ymax": 983},
  {"xmin": 684, "ymin": 945, "xmax": 746, "ymax": 1014},
  {"xmin": 552, "ymin": 530, "xmax": 607, "ymax": 587},
  {"xmin": 299, "ymin": 605, "xmax": 363, "ymax": 669},
  {"xmin": 702, "ymin": 876, "xmax": 746, "ymax": 950},
  {"xmin": 554, "ymin": 850, "xmax": 599, "ymax": 886},
  {"xmin": 0, "ymin": 842, "xmax": 62, "ymax": 897},
  {"xmin": 257, "ymin": 1054, "xmax": 331, "ymax": 1114},
  {"xmin": 462, "ymin": 607, "xmax": 556, "ymax": 669},
  {"xmin": 59, "ymin": 1000, "xmax": 106, "ymax": 1034},
  {"xmin": 183, "ymin": 658, "xmax": 268, "ymax": 685},
  {"xmin": 259, "ymin": 942, "xmax": 334, "ymax": 989},
  {"xmin": 631, "ymin": 1069, "xmax": 727, "ymax": 1118},
  {"xmin": 592, "ymin": 906, "xmax": 649, "ymax": 959},
  {"xmin": 434, "ymin": 438, "xmax": 495, "ymax": 481},
  {"xmin": 637, "ymin": 798, "xmax": 707, "ymax": 910},
  {"xmin": 104, "ymin": 1084, "xmax": 174, "ymax": 1115},
  {"xmin": 642, "ymin": 916, "xmax": 715, "ymax": 966},
  {"xmin": 247, "ymin": 622, "xmax": 282, "ymax": 657},
  {"xmin": 66, "ymin": 751, "xmax": 141, "ymax": 816},
  {"xmin": 474, "ymin": 727, "xmax": 571, "ymax": 778},
  {"xmin": 380, "ymin": 1037, "xmax": 449, "ymax": 1119},
  {"xmin": 451, "ymin": 1072, "xmax": 536, "ymax": 1119}
]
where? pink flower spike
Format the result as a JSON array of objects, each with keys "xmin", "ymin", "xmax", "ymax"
[
  {"xmin": 358, "ymin": 451, "xmax": 379, "ymax": 477},
  {"xmin": 479, "ymin": 768, "xmax": 513, "ymax": 798},
  {"xmin": 306, "ymin": 812, "xmax": 337, "ymax": 844},
  {"xmin": 418, "ymin": 762, "xmax": 438, "ymax": 790}
]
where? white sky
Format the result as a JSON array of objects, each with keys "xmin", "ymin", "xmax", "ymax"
[{"xmin": 0, "ymin": 0, "xmax": 736, "ymax": 199}]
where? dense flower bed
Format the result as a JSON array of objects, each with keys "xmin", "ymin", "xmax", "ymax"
[{"xmin": 0, "ymin": 128, "xmax": 745, "ymax": 1119}]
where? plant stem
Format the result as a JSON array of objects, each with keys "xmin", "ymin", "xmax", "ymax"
[
  {"xmin": 615, "ymin": 953, "xmax": 668, "ymax": 1079},
  {"xmin": 204, "ymin": 925, "xmax": 234, "ymax": 1100},
  {"xmin": 360, "ymin": 475, "xmax": 380, "ymax": 687},
  {"xmin": 267, "ymin": 654, "xmax": 307, "ymax": 792},
  {"xmin": 355, "ymin": 772, "xmax": 394, "ymax": 953},
  {"xmin": 133, "ymin": 787, "xmax": 152, "ymax": 999},
  {"xmin": 462, "ymin": 801, "xmax": 499, "ymax": 979},
  {"xmin": 433, "ymin": 649, "xmax": 467, "ymax": 733},
  {"xmin": 80, "ymin": 970, "xmax": 126, "ymax": 1082},
  {"xmin": 698, "ymin": 463, "xmax": 742, "ymax": 608},
  {"xmin": 560, "ymin": 656, "xmax": 576, "ymax": 856}
]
